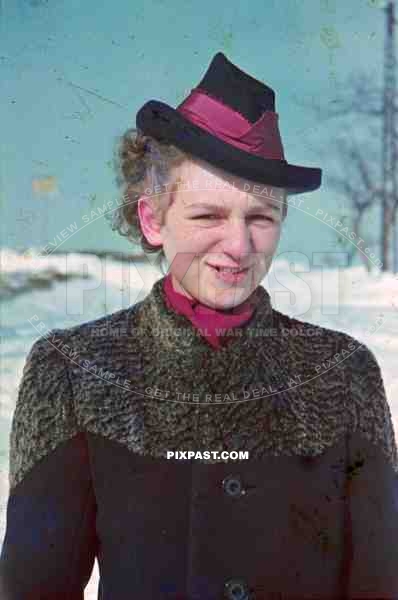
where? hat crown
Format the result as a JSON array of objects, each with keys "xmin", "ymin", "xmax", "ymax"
[
  {"xmin": 136, "ymin": 51, "xmax": 322, "ymax": 194},
  {"xmin": 196, "ymin": 52, "xmax": 276, "ymax": 123}
]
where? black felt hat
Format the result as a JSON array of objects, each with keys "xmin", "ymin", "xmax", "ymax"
[{"xmin": 136, "ymin": 52, "xmax": 322, "ymax": 195}]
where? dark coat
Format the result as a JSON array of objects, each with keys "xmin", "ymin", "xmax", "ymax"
[{"xmin": 1, "ymin": 277, "xmax": 398, "ymax": 599}]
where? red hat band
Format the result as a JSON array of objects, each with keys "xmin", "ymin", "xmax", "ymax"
[{"xmin": 177, "ymin": 87, "xmax": 286, "ymax": 161}]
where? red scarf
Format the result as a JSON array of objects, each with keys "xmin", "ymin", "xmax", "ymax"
[{"xmin": 163, "ymin": 273, "xmax": 256, "ymax": 350}]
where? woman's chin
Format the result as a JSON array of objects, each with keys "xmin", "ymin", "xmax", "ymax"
[
  {"xmin": 198, "ymin": 286, "xmax": 253, "ymax": 311},
  {"xmin": 207, "ymin": 275, "xmax": 257, "ymax": 300}
]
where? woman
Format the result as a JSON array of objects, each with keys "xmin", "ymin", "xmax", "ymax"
[{"xmin": 1, "ymin": 51, "xmax": 398, "ymax": 600}]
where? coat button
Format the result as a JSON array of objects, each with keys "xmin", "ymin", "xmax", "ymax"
[
  {"xmin": 224, "ymin": 577, "xmax": 250, "ymax": 599},
  {"xmin": 222, "ymin": 475, "xmax": 246, "ymax": 497}
]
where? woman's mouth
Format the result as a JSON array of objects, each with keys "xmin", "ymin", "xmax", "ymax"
[{"xmin": 207, "ymin": 264, "xmax": 250, "ymax": 283}]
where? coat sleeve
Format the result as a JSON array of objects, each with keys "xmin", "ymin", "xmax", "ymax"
[
  {"xmin": 0, "ymin": 331, "xmax": 98, "ymax": 600},
  {"xmin": 344, "ymin": 343, "xmax": 398, "ymax": 599}
]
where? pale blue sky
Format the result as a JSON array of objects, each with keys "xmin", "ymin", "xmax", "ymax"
[{"xmin": 1, "ymin": 0, "xmax": 391, "ymax": 265}]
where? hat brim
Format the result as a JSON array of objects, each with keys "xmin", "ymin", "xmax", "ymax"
[{"xmin": 136, "ymin": 100, "xmax": 322, "ymax": 195}]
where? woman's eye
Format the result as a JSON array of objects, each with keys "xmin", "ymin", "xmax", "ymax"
[
  {"xmin": 191, "ymin": 214, "xmax": 219, "ymax": 220},
  {"xmin": 190, "ymin": 214, "xmax": 275, "ymax": 222},
  {"xmin": 250, "ymin": 215, "xmax": 274, "ymax": 221},
  {"xmin": 248, "ymin": 215, "xmax": 275, "ymax": 224}
]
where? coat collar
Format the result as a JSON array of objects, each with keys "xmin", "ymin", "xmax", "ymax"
[
  {"xmin": 134, "ymin": 276, "xmax": 296, "ymax": 409},
  {"xmin": 137, "ymin": 275, "xmax": 275, "ymax": 354},
  {"xmin": 162, "ymin": 272, "xmax": 257, "ymax": 350}
]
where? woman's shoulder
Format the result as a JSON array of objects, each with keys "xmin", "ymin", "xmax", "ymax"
[
  {"xmin": 272, "ymin": 307, "xmax": 370, "ymax": 363},
  {"xmin": 52, "ymin": 300, "xmax": 144, "ymax": 345},
  {"xmin": 9, "ymin": 302, "xmax": 143, "ymax": 491},
  {"xmin": 274, "ymin": 308, "xmax": 389, "ymax": 400},
  {"xmin": 18, "ymin": 302, "xmax": 141, "ymax": 380},
  {"xmin": 274, "ymin": 309, "xmax": 398, "ymax": 471},
  {"xmin": 273, "ymin": 309, "xmax": 391, "ymax": 420}
]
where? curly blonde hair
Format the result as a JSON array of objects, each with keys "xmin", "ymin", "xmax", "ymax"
[
  {"xmin": 108, "ymin": 127, "xmax": 288, "ymax": 274},
  {"xmin": 108, "ymin": 128, "xmax": 190, "ymax": 273}
]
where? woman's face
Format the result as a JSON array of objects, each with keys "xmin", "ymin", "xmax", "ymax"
[{"xmin": 139, "ymin": 158, "xmax": 285, "ymax": 310}]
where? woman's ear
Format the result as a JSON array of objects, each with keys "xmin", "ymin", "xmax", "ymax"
[{"xmin": 138, "ymin": 196, "xmax": 163, "ymax": 246}]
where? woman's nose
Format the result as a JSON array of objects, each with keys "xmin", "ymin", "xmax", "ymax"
[{"xmin": 220, "ymin": 218, "xmax": 254, "ymax": 256}]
